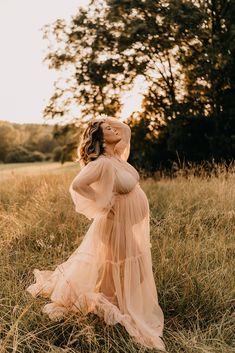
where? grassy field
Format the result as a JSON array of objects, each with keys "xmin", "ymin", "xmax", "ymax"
[
  {"xmin": 0, "ymin": 161, "xmax": 78, "ymax": 181},
  {"xmin": 0, "ymin": 162, "xmax": 234, "ymax": 353}
]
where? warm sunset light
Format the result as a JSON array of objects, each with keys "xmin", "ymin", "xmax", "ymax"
[
  {"xmin": 0, "ymin": 0, "xmax": 146, "ymax": 125},
  {"xmin": 0, "ymin": 2, "xmax": 234, "ymax": 352}
]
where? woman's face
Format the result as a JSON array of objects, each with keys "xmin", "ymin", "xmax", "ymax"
[{"xmin": 101, "ymin": 122, "xmax": 121, "ymax": 144}]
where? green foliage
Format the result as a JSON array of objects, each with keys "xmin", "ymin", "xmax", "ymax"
[
  {"xmin": 30, "ymin": 151, "xmax": 46, "ymax": 162},
  {"xmin": 52, "ymin": 123, "xmax": 82, "ymax": 164},
  {"xmin": 2, "ymin": 0, "xmax": 235, "ymax": 169},
  {"xmin": 5, "ymin": 146, "xmax": 30, "ymax": 163},
  {"xmin": 0, "ymin": 121, "xmax": 19, "ymax": 162},
  {"xmin": 52, "ymin": 145, "xmax": 63, "ymax": 162},
  {"xmin": 5, "ymin": 146, "xmax": 46, "ymax": 163},
  {"xmin": 40, "ymin": 0, "xmax": 235, "ymax": 171},
  {"xmin": 0, "ymin": 120, "xmax": 80, "ymax": 164}
]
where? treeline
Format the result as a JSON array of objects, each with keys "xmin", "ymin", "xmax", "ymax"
[
  {"xmin": 1, "ymin": 118, "xmax": 234, "ymax": 179},
  {"xmin": 0, "ymin": 121, "xmax": 80, "ymax": 164}
]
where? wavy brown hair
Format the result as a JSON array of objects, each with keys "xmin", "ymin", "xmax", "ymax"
[{"xmin": 77, "ymin": 119, "xmax": 106, "ymax": 166}]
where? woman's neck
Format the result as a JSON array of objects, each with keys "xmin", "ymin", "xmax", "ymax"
[{"xmin": 103, "ymin": 143, "xmax": 116, "ymax": 157}]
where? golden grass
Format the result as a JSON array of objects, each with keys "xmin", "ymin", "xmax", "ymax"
[{"xmin": 0, "ymin": 163, "xmax": 234, "ymax": 353}]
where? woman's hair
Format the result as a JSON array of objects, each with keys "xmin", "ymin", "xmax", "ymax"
[{"xmin": 77, "ymin": 119, "xmax": 106, "ymax": 166}]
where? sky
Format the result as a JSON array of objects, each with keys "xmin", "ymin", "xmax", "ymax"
[{"xmin": 0, "ymin": 0, "xmax": 147, "ymax": 125}]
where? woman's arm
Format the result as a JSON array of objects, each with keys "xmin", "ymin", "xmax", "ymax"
[
  {"xmin": 104, "ymin": 117, "xmax": 131, "ymax": 161},
  {"xmin": 72, "ymin": 181, "xmax": 96, "ymax": 201},
  {"xmin": 70, "ymin": 157, "xmax": 114, "ymax": 202},
  {"xmin": 93, "ymin": 115, "xmax": 131, "ymax": 143},
  {"xmin": 105, "ymin": 116, "xmax": 131, "ymax": 144},
  {"xmin": 71, "ymin": 161, "xmax": 100, "ymax": 201}
]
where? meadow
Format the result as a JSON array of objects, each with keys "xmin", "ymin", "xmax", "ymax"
[{"xmin": 0, "ymin": 162, "xmax": 234, "ymax": 353}]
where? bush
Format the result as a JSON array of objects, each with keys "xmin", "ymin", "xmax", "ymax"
[
  {"xmin": 5, "ymin": 146, "xmax": 46, "ymax": 163},
  {"xmin": 44, "ymin": 153, "xmax": 53, "ymax": 161},
  {"xmin": 5, "ymin": 146, "xmax": 32, "ymax": 163},
  {"xmin": 30, "ymin": 151, "xmax": 46, "ymax": 162},
  {"xmin": 53, "ymin": 146, "xmax": 63, "ymax": 162}
]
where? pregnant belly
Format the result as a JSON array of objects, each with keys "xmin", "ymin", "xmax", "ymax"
[{"xmin": 113, "ymin": 183, "xmax": 149, "ymax": 225}]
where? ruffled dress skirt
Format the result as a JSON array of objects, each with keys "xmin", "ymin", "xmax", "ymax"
[{"xmin": 26, "ymin": 182, "xmax": 165, "ymax": 351}]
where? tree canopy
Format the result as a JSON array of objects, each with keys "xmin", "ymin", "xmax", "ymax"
[{"xmin": 42, "ymin": 0, "xmax": 235, "ymax": 170}]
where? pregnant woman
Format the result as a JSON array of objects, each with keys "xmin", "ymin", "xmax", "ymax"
[{"xmin": 26, "ymin": 115, "xmax": 166, "ymax": 351}]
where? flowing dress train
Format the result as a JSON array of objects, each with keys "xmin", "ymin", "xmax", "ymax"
[{"xmin": 26, "ymin": 118, "xmax": 166, "ymax": 351}]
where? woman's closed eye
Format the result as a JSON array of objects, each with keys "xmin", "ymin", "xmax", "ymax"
[{"xmin": 106, "ymin": 125, "xmax": 115, "ymax": 132}]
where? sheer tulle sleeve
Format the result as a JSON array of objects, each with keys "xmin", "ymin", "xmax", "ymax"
[
  {"xmin": 69, "ymin": 157, "xmax": 115, "ymax": 220},
  {"xmin": 106, "ymin": 117, "xmax": 131, "ymax": 161}
]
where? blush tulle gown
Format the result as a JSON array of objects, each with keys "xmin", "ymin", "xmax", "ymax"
[{"xmin": 26, "ymin": 118, "xmax": 166, "ymax": 351}]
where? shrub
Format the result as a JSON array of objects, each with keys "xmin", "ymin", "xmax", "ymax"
[
  {"xmin": 53, "ymin": 146, "xmax": 63, "ymax": 161},
  {"xmin": 5, "ymin": 146, "xmax": 32, "ymax": 163},
  {"xmin": 5, "ymin": 146, "xmax": 46, "ymax": 163}
]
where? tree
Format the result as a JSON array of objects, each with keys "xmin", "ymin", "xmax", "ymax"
[
  {"xmin": 52, "ymin": 123, "xmax": 82, "ymax": 163},
  {"xmin": 41, "ymin": 0, "xmax": 235, "ymax": 170},
  {"xmin": 0, "ymin": 122, "xmax": 20, "ymax": 162}
]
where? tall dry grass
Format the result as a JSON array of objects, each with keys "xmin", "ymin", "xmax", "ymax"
[{"xmin": 0, "ymin": 164, "xmax": 234, "ymax": 353}]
